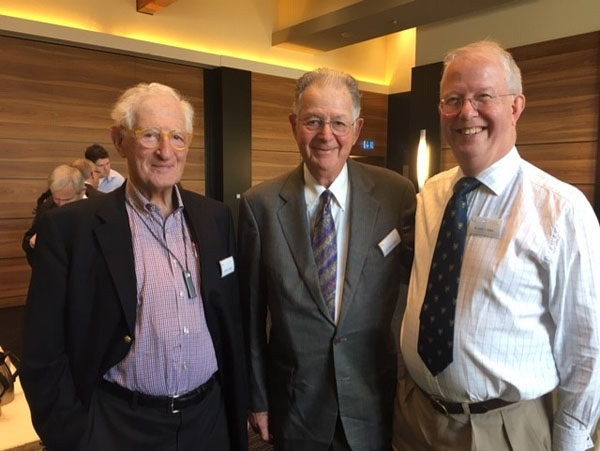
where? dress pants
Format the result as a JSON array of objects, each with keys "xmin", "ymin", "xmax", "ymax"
[
  {"xmin": 79, "ymin": 378, "xmax": 229, "ymax": 451},
  {"xmin": 273, "ymin": 414, "xmax": 352, "ymax": 451},
  {"xmin": 393, "ymin": 376, "xmax": 551, "ymax": 451}
]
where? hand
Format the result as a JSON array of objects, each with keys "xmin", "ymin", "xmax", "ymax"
[
  {"xmin": 249, "ymin": 411, "xmax": 272, "ymax": 443},
  {"xmin": 29, "ymin": 233, "xmax": 37, "ymax": 249}
]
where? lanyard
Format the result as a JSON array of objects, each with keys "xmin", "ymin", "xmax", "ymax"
[{"xmin": 126, "ymin": 199, "xmax": 197, "ymax": 299}]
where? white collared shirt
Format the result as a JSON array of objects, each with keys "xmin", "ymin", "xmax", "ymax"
[
  {"xmin": 304, "ymin": 163, "xmax": 350, "ymax": 324},
  {"xmin": 401, "ymin": 147, "xmax": 600, "ymax": 450}
]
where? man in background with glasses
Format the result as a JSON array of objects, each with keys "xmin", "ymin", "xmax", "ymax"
[
  {"xmin": 21, "ymin": 82, "xmax": 248, "ymax": 451},
  {"xmin": 395, "ymin": 40, "xmax": 600, "ymax": 451},
  {"xmin": 238, "ymin": 68, "xmax": 416, "ymax": 450}
]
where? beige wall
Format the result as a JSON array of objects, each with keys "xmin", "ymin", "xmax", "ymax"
[{"xmin": 416, "ymin": 0, "xmax": 600, "ymax": 65}]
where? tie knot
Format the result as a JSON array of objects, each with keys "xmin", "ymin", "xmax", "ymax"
[
  {"xmin": 320, "ymin": 190, "xmax": 334, "ymax": 204},
  {"xmin": 453, "ymin": 177, "xmax": 480, "ymax": 196}
]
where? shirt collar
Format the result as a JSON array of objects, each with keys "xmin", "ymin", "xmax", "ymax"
[
  {"xmin": 303, "ymin": 163, "xmax": 349, "ymax": 212},
  {"xmin": 453, "ymin": 147, "xmax": 521, "ymax": 197},
  {"xmin": 125, "ymin": 181, "xmax": 185, "ymax": 216}
]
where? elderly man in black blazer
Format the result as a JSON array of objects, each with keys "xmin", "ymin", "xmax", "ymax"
[{"xmin": 21, "ymin": 82, "xmax": 248, "ymax": 451}]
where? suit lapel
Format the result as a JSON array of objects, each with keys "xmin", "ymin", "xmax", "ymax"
[
  {"xmin": 338, "ymin": 160, "xmax": 379, "ymax": 326},
  {"xmin": 277, "ymin": 166, "xmax": 333, "ymax": 322},
  {"xmin": 94, "ymin": 187, "xmax": 138, "ymax": 335}
]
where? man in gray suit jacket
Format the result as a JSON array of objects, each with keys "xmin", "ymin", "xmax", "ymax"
[{"xmin": 238, "ymin": 68, "xmax": 416, "ymax": 451}]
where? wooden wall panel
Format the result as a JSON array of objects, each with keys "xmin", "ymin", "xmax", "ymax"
[
  {"xmin": 0, "ymin": 34, "xmax": 205, "ymax": 307},
  {"xmin": 251, "ymin": 73, "xmax": 297, "ymax": 154},
  {"xmin": 354, "ymin": 90, "xmax": 388, "ymax": 160},
  {"xmin": 0, "ymin": 219, "xmax": 30, "ymax": 259},
  {"xmin": 0, "ymin": 258, "xmax": 31, "ymax": 308},
  {"xmin": 440, "ymin": 32, "xmax": 599, "ymax": 206},
  {"xmin": 251, "ymin": 72, "xmax": 389, "ymax": 186}
]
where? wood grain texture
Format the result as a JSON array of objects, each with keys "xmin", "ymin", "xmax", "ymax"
[
  {"xmin": 0, "ymin": 34, "xmax": 206, "ymax": 307},
  {"xmin": 0, "ymin": 258, "xmax": 31, "ymax": 308},
  {"xmin": 355, "ymin": 90, "xmax": 388, "ymax": 159}
]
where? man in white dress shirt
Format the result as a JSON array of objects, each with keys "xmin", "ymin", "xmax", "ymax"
[{"xmin": 395, "ymin": 40, "xmax": 600, "ymax": 451}]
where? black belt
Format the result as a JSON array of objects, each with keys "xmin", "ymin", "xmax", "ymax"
[
  {"xmin": 99, "ymin": 373, "xmax": 217, "ymax": 414},
  {"xmin": 418, "ymin": 385, "xmax": 515, "ymax": 415}
]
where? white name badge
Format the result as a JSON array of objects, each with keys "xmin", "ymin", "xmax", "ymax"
[
  {"xmin": 219, "ymin": 256, "xmax": 235, "ymax": 278},
  {"xmin": 378, "ymin": 228, "xmax": 401, "ymax": 257},
  {"xmin": 469, "ymin": 217, "xmax": 503, "ymax": 239}
]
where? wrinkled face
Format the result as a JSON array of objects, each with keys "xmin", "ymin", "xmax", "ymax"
[
  {"xmin": 52, "ymin": 183, "xmax": 83, "ymax": 207},
  {"xmin": 440, "ymin": 53, "xmax": 525, "ymax": 175},
  {"xmin": 112, "ymin": 93, "xmax": 189, "ymax": 200},
  {"xmin": 289, "ymin": 83, "xmax": 363, "ymax": 187},
  {"xmin": 95, "ymin": 158, "xmax": 111, "ymax": 178}
]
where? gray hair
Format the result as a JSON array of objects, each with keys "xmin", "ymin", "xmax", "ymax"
[
  {"xmin": 48, "ymin": 164, "xmax": 85, "ymax": 194},
  {"xmin": 110, "ymin": 82, "xmax": 194, "ymax": 133},
  {"xmin": 293, "ymin": 68, "xmax": 362, "ymax": 119},
  {"xmin": 441, "ymin": 40, "xmax": 523, "ymax": 95}
]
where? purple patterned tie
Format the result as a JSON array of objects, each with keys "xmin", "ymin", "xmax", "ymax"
[
  {"xmin": 418, "ymin": 177, "xmax": 480, "ymax": 376},
  {"xmin": 312, "ymin": 190, "xmax": 337, "ymax": 319}
]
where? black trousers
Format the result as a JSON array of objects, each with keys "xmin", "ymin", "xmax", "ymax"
[{"xmin": 79, "ymin": 379, "xmax": 230, "ymax": 451}]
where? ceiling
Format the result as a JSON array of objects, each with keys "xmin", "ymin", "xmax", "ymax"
[{"xmin": 273, "ymin": 0, "xmax": 521, "ymax": 52}]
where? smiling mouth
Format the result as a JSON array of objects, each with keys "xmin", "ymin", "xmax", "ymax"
[{"xmin": 457, "ymin": 127, "xmax": 484, "ymax": 135}]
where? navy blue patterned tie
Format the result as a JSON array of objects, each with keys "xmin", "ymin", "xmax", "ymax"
[
  {"xmin": 418, "ymin": 177, "xmax": 481, "ymax": 376},
  {"xmin": 312, "ymin": 190, "xmax": 337, "ymax": 319}
]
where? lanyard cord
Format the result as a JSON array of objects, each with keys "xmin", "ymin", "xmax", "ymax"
[{"xmin": 126, "ymin": 198, "xmax": 197, "ymax": 299}]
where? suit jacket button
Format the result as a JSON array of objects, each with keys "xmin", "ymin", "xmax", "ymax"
[
  {"xmin": 123, "ymin": 335, "xmax": 133, "ymax": 344},
  {"xmin": 333, "ymin": 337, "xmax": 341, "ymax": 344}
]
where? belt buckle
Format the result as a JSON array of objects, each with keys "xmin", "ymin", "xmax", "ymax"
[
  {"xmin": 431, "ymin": 396, "xmax": 449, "ymax": 415},
  {"xmin": 169, "ymin": 395, "xmax": 180, "ymax": 414}
]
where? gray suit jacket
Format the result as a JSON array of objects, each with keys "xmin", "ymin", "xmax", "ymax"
[{"xmin": 238, "ymin": 159, "xmax": 416, "ymax": 451}]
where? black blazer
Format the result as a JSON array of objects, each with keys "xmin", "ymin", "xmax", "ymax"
[
  {"xmin": 22, "ymin": 198, "xmax": 56, "ymax": 266},
  {"xmin": 21, "ymin": 184, "xmax": 248, "ymax": 451}
]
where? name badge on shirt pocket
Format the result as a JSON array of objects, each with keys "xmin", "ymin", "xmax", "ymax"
[
  {"xmin": 378, "ymin": 228, "xmax": 401, "ymax": 257},
  {"xmin": 469, "ymin": 217, "xmax": 503, "ymax": 239},
  {"xmin": 219, "ymin": 256, "xmax": 235, "ymax": 278}
]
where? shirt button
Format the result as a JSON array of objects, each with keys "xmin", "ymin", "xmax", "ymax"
[
  {"xmin": 183, "ymin": 326, "xmax": 189, "ymax": 334},
  {"xmin": 179, "ymin": 291, "xmax": 185, "ymax": 298},
  {"xmin": 183, "ymin": 363, "xmax": 188, "ymax": 370}
]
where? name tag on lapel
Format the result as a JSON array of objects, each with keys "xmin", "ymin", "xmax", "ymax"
[
  {"xmin": 219, "ymin": 256, "xmax": 235, "ymax": 278},
  {"xmin": 378, "ymin": 228, "xmax": 401, "ymax": 257},
  {"xmin": 469, "ymin": 217, "xmax": 503, "ymax": 239}
]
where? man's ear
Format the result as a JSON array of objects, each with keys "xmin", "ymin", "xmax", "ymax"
[
  {"xmin": 511, "ymin": 94, "xmax": 526, "ymax": 125},
  {"xmin": 351, "ymin": 117, "xmax": 365, "ymax": 145},
  {"xmin": 110, "ymin": 126, "xmax": 126, "ymax": 157},
  {"xmin": 289, "ymin": 114, "xmax": 297, "ymax": 135}
]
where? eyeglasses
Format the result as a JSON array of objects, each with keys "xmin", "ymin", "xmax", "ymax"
[
  {"xmin": 439, "ymin": 93, "xmax": 515, "ymax": 115},
  {"xmin": 131, "ymin": 127, "xmax": 191, "ymax": 151},
  {"xmin": 299, "ymin": 117, "xmax": 357, "ymax": 136}
]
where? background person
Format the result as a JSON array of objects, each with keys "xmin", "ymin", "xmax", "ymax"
[
  {"xmin": 22, "ymin": 164, "xmax": 85, "ymax": 266},
  {"xmin": 71, "ymin": 157, "xmax": 103, "ymax": 197},
  {"xmin": 84, "ymin": 142, "xmax": 125, "ymax": 192}
]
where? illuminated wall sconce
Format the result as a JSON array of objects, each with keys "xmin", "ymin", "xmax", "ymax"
[{"xmin": 416, "ymin": 129, "xmax": 430, "ymax": 191}]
